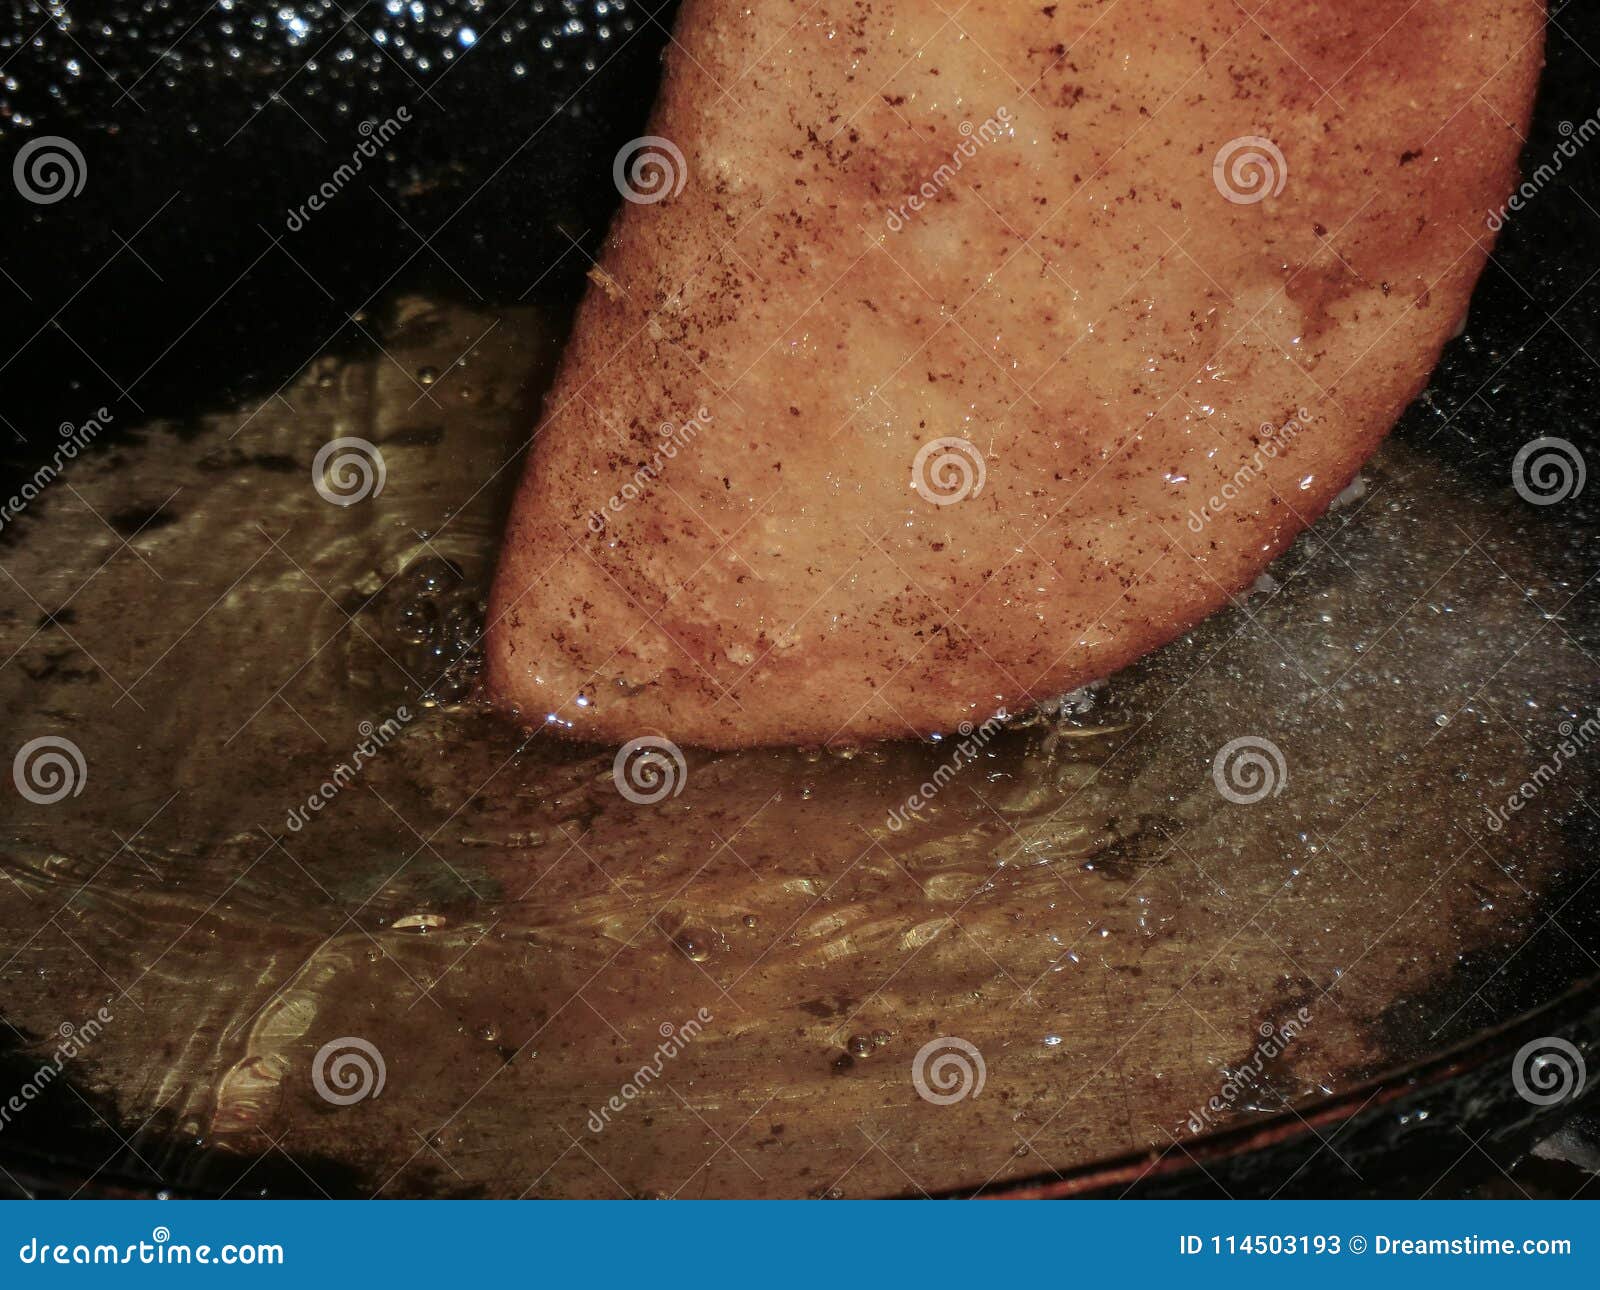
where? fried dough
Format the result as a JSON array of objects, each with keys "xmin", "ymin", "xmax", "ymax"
[{"xmin": 488, "ymin": 0, "xmax": 1543, "ymax": 747}]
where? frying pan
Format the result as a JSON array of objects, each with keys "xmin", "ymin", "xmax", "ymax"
[{"xmin": 0, "ymin": 0, "xmax": 1595, "ymax": 1199}]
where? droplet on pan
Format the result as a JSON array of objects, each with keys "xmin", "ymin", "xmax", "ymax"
[
  {"xmin": 393, "ymin": 912, "xmax": 448, "ymax": 932},
  {"xmin": 673, "ymin": 927, "xmax": 714, "ymax": 962}
]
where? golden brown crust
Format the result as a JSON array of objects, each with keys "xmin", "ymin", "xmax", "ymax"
[{"xmin": 488, "ymin": 0, "xmax": 1545, "ymax": 748}]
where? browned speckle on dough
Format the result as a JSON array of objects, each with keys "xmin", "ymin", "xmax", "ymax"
[{"xmin": 487, "ymin": 0, "xmax": 1543, "ymax": 749}]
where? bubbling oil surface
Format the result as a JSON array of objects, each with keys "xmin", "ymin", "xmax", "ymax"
[{"xmin": 0, "ymin": 296, "xmax": 1593, "ymax": 1197}]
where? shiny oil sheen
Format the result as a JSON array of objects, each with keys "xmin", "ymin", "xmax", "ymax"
[{"xmin": 0, "ymin": 296, "xmax": 1593, "ymax": 1198}]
